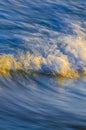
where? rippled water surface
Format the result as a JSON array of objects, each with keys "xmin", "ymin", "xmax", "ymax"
[{"xmin": 0, "ymin": 0, "xmax": 86, "ymax": 130}]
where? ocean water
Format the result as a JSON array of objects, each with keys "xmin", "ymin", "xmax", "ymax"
[{"xmin": 0, "ymin": 0, "xmax": 86, "ymax": 129}]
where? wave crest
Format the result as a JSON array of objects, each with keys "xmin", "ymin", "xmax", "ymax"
[{"xmin": 0, "ymin": 52, "xmax": 85, "ymax": 78}]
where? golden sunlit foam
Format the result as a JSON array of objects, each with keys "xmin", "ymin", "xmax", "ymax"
[
  {"xmin": 0, "ymin": 52, "xmax": 85, "ymax": 78},
  {"xmin": 0, "ymin": 54, "xmax": 21, "ymax": 75}
]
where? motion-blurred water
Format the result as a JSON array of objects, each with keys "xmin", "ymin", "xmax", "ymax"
[{"xmin": 0, "ymin": 0, "xmax": 86, "ymax": 129}]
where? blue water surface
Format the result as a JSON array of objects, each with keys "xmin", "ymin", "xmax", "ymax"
[{"xmin": 0, "ymin": 0, "xmax": 86, "ymax": 130}]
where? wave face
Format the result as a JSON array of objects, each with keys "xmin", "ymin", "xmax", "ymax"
[{"xmin": 0, "ymin": 0, "xmax": 86, "ymax": 130}]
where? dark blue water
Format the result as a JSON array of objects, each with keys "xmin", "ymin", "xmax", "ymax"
[{"xmin": 0, "ymin": 0, "xmax": 86, "ymax": 130}]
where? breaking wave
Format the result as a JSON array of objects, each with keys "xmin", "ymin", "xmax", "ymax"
[{"xmin": 0, "ymin": 27, "xmax": 86, "ymax": 78}]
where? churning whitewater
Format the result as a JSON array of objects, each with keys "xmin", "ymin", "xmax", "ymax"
[{"xmin": 0, "ymin": 25, "xmax": 86, "ymax": 77}]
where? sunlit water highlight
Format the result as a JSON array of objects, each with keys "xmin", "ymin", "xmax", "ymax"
[{"xmin": 0, "ymin": 0, "xmax": 86, "ymax": 130}]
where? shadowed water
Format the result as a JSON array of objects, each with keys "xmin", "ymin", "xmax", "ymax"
[{"xmin": 0, "ymin": 0, "xmax": 86, "ymax": 130}]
